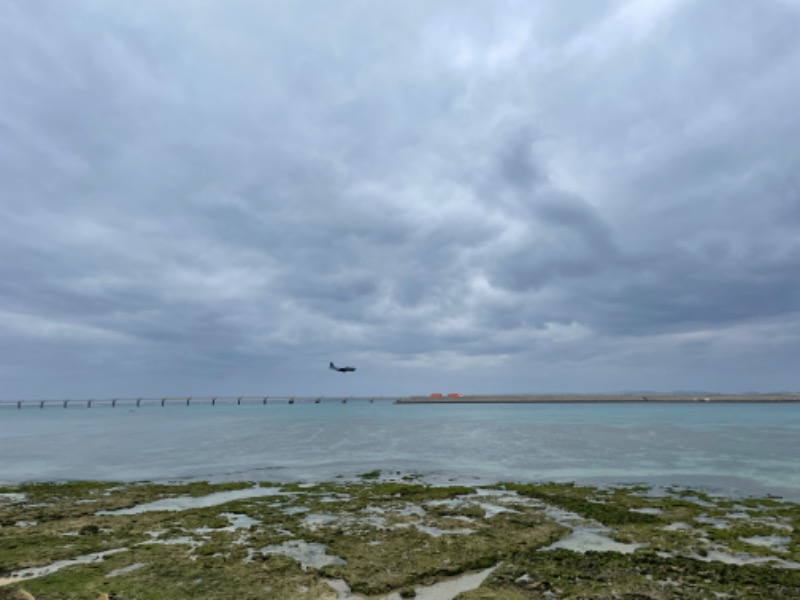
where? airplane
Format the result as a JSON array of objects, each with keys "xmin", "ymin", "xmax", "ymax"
[{"xmin": 330, "ymin": 361, "xmax": 356, "ymax": 373}]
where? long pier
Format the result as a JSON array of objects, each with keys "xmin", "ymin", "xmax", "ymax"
[
  {"xmin": 0, "ymin": 396, "xmax": 406, "ymax": 409},
  {"xmin": 398, "ymin": 393, "xmax": 800, "ymax": 404}
]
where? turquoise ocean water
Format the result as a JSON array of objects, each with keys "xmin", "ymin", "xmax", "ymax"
[{"xmin": 1, "ymin": 401, "xmax": 798, "ymax": 499}]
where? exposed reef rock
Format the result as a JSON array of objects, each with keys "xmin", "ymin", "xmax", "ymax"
[{"xmin": 0, "ymin": 478, "xmax": 798, "ymax": 599}]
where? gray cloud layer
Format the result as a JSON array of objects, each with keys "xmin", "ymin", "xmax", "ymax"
[{"xmin": 2, "ymin": 0, "xmax": 800, "ymax": 397}]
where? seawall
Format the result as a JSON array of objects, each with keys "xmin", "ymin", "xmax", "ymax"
[{"xmin": 397, "ymin": 393, "xmax": 800, "ymax": 404}]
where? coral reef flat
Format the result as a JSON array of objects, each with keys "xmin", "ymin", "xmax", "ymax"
[{"xmin": 1, "ymin": 477, "xmax": 799, "ymax": 599}]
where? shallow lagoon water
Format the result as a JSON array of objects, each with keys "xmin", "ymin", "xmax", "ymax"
[{"xmin": 1, "ymin": 401, "xmax": 799, "ymax": 499}]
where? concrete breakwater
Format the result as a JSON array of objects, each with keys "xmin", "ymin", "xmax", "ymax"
[{"xmin": 398, "ymin": 393, "xmax": 800, "ymax": 404}]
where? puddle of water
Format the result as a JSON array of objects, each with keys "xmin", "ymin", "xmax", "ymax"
[
  {"xmin": 451, "ymin": 515, "xmax": 475, "ymax": 523},
  {"xmin": 415, "ymin": 524, "xmax": 473, "ymax": 537},
  {"xmin": 107, "ymin": 562, "xmax": 146, "ymax": 577},
  {"xmin": 725, "ymin": 513, "xmax": 794, "ymax": 532},
  {"xmin": 283, "ymin": 506, "xmax": 310, "ymax": 515},
  {"xmin": 474, "ymin": 488, "xmax": 511, "ymax": 497},
  {"xmin": 196, "ymin": 512, "xmax": 260, "ymax": 535},
  {"xmin": 726, "ymin": 512, "xmax": 750, "ymax": 520},
  {"xmin": 680, "ymin": 496, "xmax": 717, "ymax": 508},
  {"xmin": 0, "ymin": 493, "xmax": 26, "ymax": 503},
  {"xmin": 691, "ymin": 550, "xmax": 800, "ymax": 569},
  {"xmin": 14, "ymin": 520, "xmax": 37, "ymax": 528},
  {"xmin": 362, "ymin": 506, "xmax": 390, "ymax": 523},
  {"xmin": 320, "ymin": 494, "xmax": 351, "ymax": 503},
  {"xmin": 426, "ymin": 493, "xmax": 521, "ymax": 519},
  {"xmin": 326, "ymin": 578, "xmax": 360, "ymax": 598},
  {"xmin": 631, "ymin": 507, "xmax": 662, "ymax": 515},
  {"xmin": 140, "ymin": 536, "xmax": 201, "ymax": 548},
  {"xmin": 740, "ymin": 535, "xmax": 791, "ymax": 552},
  {"xmin": 542, "ymin": 505, "xmax": 646, "ymax": 554},
  {"xmin": 544, "ymin": 506, "xmax": 585, "ymax": 527},
  {"xmin": 426, "ymin": 499, "xmax": 462, "ymax": 509},
  {"xmin": 0, "ymin": 549, "xmax": 127, "ymax": 585},
  {"xmin": 98, "ymin": 486, "xmax": 282, "ymax": 515},
  {"xmin": 221, "ymin": 512, "xmax": 259, "ymax": 530},
  {"xmin": 260, "ymin": 540, "xmax": 346, "ymax": 570},
  {"xmin": 695, "ymin": 514, "xmax": 730, "ymax": 529},
  {"xmin": 544, "ymin": 527, "xmax": 645, "ymax": 554},
  {"xmin": 301, "ymin": 513, "xmax": 339, "ymax": 529},
  {"xmin": 630, "ymin": 487, "xmax": 670, "ymax": 498},
  {"xmin": 396, "ymin": 503, "xmax": 425, "ymax": 517},
  {"xmin": 413, "ymin": 567, "xmax": 495, "ymax": 599},
  {"xmin": 357, "ymin": 513, "xmax": 388, "ymax": 528},
  {"xmin": 325, "ymin": 566, "xmax": 495, "ymax": 600},
  {"xmin": 475, "ymin": 501, "xmax": 518, "ymax": 518}
]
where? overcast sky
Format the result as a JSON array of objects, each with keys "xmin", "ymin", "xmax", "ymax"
[{"xmin": 2, "ymin": 0, "xmax": 800, "ymax": 398}]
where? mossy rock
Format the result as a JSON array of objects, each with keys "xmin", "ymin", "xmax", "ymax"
[
  {"xmin": 465, "ymin": 549, "xmax": 800, "ymax": 599},
  {"xmin": 2, "ymin": 479, "xmax": 799, "ymax": 600}
]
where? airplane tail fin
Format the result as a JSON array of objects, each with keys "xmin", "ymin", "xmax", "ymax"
[{"xmin": 329, "ymin": 362, "xmax": 336, "ymax": 370}]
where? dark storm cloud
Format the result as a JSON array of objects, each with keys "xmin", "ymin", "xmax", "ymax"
[
  {"xmin": 572, "ymin": 239, "xmax": 800, "ymax": 336},
  {"xmin": 486, "ymin": 198, "xmax": 619, "ymax": 293},
  {"xmin": 497, "ymin": 128, "xmax": 548, "ymax": 190},
  {"xmin": 2, "ymin": 0, "xmax": 800, "ymax": 396}
]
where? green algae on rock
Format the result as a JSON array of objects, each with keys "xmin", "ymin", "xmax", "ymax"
[
  {"xmin": 1, "ymin": 480, "xmax": 799, "ymax": 599},
  {"xmin": 458, "ymin": 549, "xmax": 800, "ymax": 599}
]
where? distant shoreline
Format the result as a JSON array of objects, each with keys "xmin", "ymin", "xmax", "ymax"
[
  {"xmin": 398, "ymin": 393, "xmax": 800, "ymax": 404},
  {"xmin": 3, "ymin": 393, "xmax": 800, "ymax": 408}
]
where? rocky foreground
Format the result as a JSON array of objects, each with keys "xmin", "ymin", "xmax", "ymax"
[{"xmin": 1, "ymin": 475, "xmax": 799, "ymax": 599}]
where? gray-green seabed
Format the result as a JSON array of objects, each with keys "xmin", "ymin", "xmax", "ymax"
[{"xmin": 1, "ymin": 475, "xmax": 799, "ymax": 599}]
